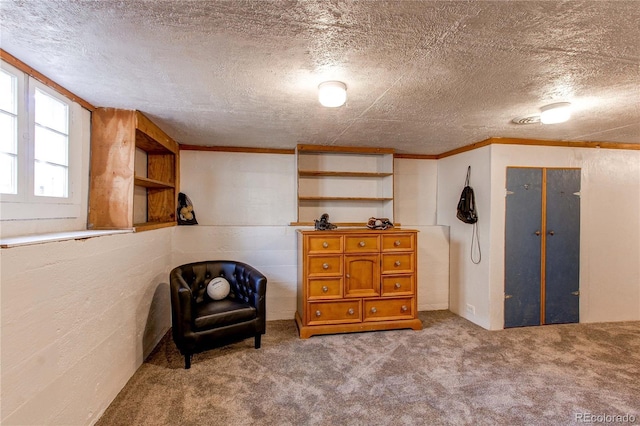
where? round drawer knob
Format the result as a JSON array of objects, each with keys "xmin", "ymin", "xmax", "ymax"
[
  {"xmin": 395, "ymin": 282, "xmax": 401, "ymax": 289},
  {"xmin": 322, "ymin": 286, "xmax": 329, "ymax": 293},
  {"xmin": 370, "ymin": 307, "xmax": 377, "ymax": 314},
  {"xmin": 359, "ymin": 241, "xmax": 365, "ymax": 247},
  {"xmin": 315, "ymin": 310, "xmax": 321, "ymax": 317},
  {"xmin": 401, "ymin": 305, "xmax": 408, "ymax": 312},
  {"xmin": 394, "ymin": 260, "xmax": 401, "ymax": 266},
  {"xmin": 347, "ymin": 308, "xmax": 354, "ymax": 315},
  {"xmin": 322, "ymin": 263, "xmax": 329, "ymax": 270},
  {"xmin": 322, "ymin": 241, "xmax": 329, "ymax": 248},
  {"xmin": 394, "ymin": 240, "xmax": 401, "ymax": 246}
]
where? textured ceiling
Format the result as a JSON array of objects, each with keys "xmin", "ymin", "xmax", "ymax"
[{"xmin": 1, "ymin": 0, "xmax": 639, "ymax": 154}]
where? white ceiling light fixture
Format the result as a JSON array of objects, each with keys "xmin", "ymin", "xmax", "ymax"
[
  {"xmin": 540, "ymin": 102, "xmax": 572, "ymax": 124},
  {"xmin": 318, "ymin": 81, "xmax": 347, "ymax": 107}
]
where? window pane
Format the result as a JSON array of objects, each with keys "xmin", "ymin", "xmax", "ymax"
[
  {"xmin": 35, "ymin": 88, "xmax": 68, "ymax": 134},
  {"xmin": 34, "ymin": 161, "xmax": 68, "ymax": 197},
  {"xmin": 0, "ymin": 111, "xmax": 17, "ymax": 154},
  {"xmin": 0, "ymin": 69, "xmax": 17, "ymax": 114},
  {"xmin": 0, "ymin": 152, "xmax": 17, "ymax": 194},
  {"xmin": 35, "ymin": 125, "xmax": 68, "ymax": 165}
]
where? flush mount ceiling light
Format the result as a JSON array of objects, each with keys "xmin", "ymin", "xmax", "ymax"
[
  {"xmin": 318, "ymin": 81, "xmax": 347, "ymax": 107},
  {"xmin": 540, "ymin": 102, "xmax": 572, "ymax": 124}
]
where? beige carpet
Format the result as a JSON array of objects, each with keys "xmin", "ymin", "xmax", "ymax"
[{"xmin": 97, "ymin": 311, "xmax": 640, "ymax": 425}]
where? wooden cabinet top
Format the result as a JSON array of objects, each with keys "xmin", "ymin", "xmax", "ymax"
[{"xmin": 297, "ymin": 228, "xmax": 417, "ymax": 235}]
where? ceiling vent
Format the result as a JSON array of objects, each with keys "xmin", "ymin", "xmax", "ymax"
[{"xmin": 511, "ymin": 115, "xmax": 541, "ymax": 125}]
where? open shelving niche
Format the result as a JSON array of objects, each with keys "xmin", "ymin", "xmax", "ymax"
[
  {"xmin": 291, "ymin": 144, "xmax": 396, "ymax": 227},
  {"xmin": 88, "ymin": 109, "xmax": 179, "ymax": 232}
]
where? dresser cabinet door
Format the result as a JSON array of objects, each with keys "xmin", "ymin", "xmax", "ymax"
[
  {"xmin": 308, "ymin": 300, "xmax": 361, "ymax": 325},
  {"xmin": 345, "ymin": 235, "xmax": 380, "ymax": 253},
  {"xmin": 307, "ymin": 235, "xmax": 343, "ymax": 254},
  {"xmin": 381, "ymin": 275, "xmax": 414, "ymax": 296},
  {"xmin": 381, "ymin": 253, "xmax": 414, "ymax": 274},
  {"xmin": 308, "ymin": 255, "xmax": 343, "ymax": 277},
  {"xmin": 344, "ymin": 254, "xmax": 380, "ymax": 298},
  {"xmin": 381, "ymin": 233, "xmax": 415, "ymax": 252},
  {"xmin": 308, "ymin": 277, "xmax": 343, "ymax": 299},
  {"xmin": 363, "ymin": 297, "xmax": 414, "ymax": 321}
]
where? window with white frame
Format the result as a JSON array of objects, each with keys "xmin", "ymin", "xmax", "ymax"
[
  {"xmin": 0, "ymin": 68, "xmax": 19, "ymax": 195},
  {"xmin": 1, "ymin": 60, "xmax": 86, "ymax": 225}
]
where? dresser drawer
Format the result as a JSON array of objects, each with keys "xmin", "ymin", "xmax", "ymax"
[
  {"xmin": 308, "ymin": 255, "xmax": 343, "ymax": 276},
  {"xmin": 345, "ymin": 234, "xmax": 380, "ymax": 253},
  {"xmin": 363, "ymin": 297, "xmax": 414, "ymax": 321},
  {"xmin": 307, "ymin": 300, "xmax": 361, "ymax": 325},
  {"xmin": 381, "ymin": 275, "xmax": 415, "ymax": 296},
  {"xmin": 307, "ymin": 235, "xmax": 343, "ymax": 254},
  {"xmin": 381, "ymin": 253, "xmax": 414, "ymax": 274},
  {"xmin": 308, "ymin": 277, "xmax": 343, "ymax": 299},
  {"xmin": 382, "ymin": 233, "xmax": 415, "ymax": 252}
]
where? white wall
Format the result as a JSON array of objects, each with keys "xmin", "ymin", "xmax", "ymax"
[
  {"xmin": 0, "ymin": 229, "xmax": 172, "ymax": 425},
  {"xmin": 438, "ymin": 144, "xmax": 640, "ymax": 330},
  {"xmin": 488, "ymin": 145, "xmax": 640, "ymax": 328},
  {"xmin": 395, "ymin": 158, "xmax": 449, "ymax": 310},
  {"xmin": 177, "ymin": 151, "xmax": 451, "ymax": 319},
  {"xmin": 437, "ymin": 147, "xmax": 493, "ymax": 329}
]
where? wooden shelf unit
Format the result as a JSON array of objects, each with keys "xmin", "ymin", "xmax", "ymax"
[
  {"xmin": 88, "ymin": 108, "xmax": 180, "ymax": 231},
  {"xmin": 295, "ymin": 144, "xmax": 395, "ymax": 227}
]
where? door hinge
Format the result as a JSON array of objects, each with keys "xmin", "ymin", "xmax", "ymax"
[
  {"xmin": 505, "ymin": 190, "xmax": 514, "ymax": 197},
  {"xmin": 571, "ymin": 291, "xmax": 580, "ymax": 296},
  {"xmin": 505, "ymin": 294, "xmax": 513, "ymax": 299},
  {"xmin": 573, "ymin": 191, "xmax": 581, "ymax": 198}
]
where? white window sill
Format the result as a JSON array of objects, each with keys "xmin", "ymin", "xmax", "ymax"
[{"xmin": 0, "ymin": 229, "xmax": 133, "ymax": 248}]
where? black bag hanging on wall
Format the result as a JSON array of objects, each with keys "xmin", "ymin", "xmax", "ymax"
[
  {"xmin": 177, "ymin": 192, "xmax": 198, "ymax": 225},
  {"xmin": 456, "ymin": 166, "xmax": 478, "ymax": 224},
  {"xmin": 456, "ymin": 166, "xmax": 481, "ymax": 264}
]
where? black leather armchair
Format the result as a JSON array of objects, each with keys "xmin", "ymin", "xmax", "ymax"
[{"xmin": 170, "ymin": 260, "xmax": 267, "ymax": 369}]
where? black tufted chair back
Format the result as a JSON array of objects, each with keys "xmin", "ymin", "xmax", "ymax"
[{"xmin": 170, "ymin": 260, "xmax": 267, "ymax": 369}]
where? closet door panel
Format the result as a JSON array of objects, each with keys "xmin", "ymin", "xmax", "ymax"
[
  {"xmin": 544, "ymin": 169, "xmax": 580, "ymax": 324},
  {"xmin": 505, "ymin": 168, "xmax": 543, "ymax": 328}
]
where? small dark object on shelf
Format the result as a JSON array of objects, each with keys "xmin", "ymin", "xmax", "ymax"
[
  {"xmin": 367, "ymin": 217, "xmax": 394, "ymax": 230},
  {"xmin": 177, "ymin": 192, "xmax": 198, "ymax": 225},
  {"xmin": 314, "ymin": 213, "xmax": 337, "ymax": 230}
]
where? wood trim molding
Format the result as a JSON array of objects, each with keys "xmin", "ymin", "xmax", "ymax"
[
  {"xmin": 488, "ymin": 137, "xmax": 640, "ymax": 151},
  {"xmin": 179, "ymin": 144, "xmax": 295, "ymax": 155},
  {"xmin": 437, "ymin": 137, "xmax": 639, "ymax": 158},
  {"xmin": 181, "ymin": 138, "xmax": 638, "ymax": 157},
  {"xmin": 0, "ymin": 49, "xmax": 95, "ymax": 111},
  {"xmin": 394, "ymin": 153, "xmax": 438, "ymax": 160},
  {"xmin": 297, "ymin": 143, "xmax": 394, "ymax": 154},
  {"xmin": 436, "ymin": 138, "xmax": 495, "ymax": 159}
]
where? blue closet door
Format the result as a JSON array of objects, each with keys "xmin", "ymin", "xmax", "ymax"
[
  {"xmin": 544, "ymin": 169, "xmax": 580, "ymax": 324},
  {"xmin": 504, "ymin": 168, "xmax": 543, "ymax": 328},
  {"xmin": 504, "ymin": 167, "xmax": 580, "ymax": 328}
]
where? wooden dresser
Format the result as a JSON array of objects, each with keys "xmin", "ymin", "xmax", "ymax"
[{"xmin": 296, "ymin": 229, "xmax": 422, "ymax": 338}]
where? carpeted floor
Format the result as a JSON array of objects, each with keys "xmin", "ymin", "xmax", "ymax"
[{"xmin": 96, "ymin": 311, "xmax": 640, "ymax": 426}]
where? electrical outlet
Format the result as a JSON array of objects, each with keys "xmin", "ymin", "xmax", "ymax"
[{"xmin": 466, "ymin": 303, "xmax": 476, "ymax": 315}]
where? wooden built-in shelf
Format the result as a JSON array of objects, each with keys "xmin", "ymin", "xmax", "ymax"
[
  {"xmin": 89, "ymin": 108, "xmax": 179, "ymax": 231},
  {"xmin": 298, "ymin": 171, "xmax": 393, "ymax": 178},
  {"xmin": 133, "ymin": 221, "xmax": 178, "ymax": 232},
  {"xmin": 134, "ymin": 176, "xmax": 175, "ymax": 189},
  {"xmin": 295, "ymin": 144, "xmax": 396, "ymax": 225},
  {"xmin": 299, "ymin": 196, "xmax": 393, "ymax": 201}
]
